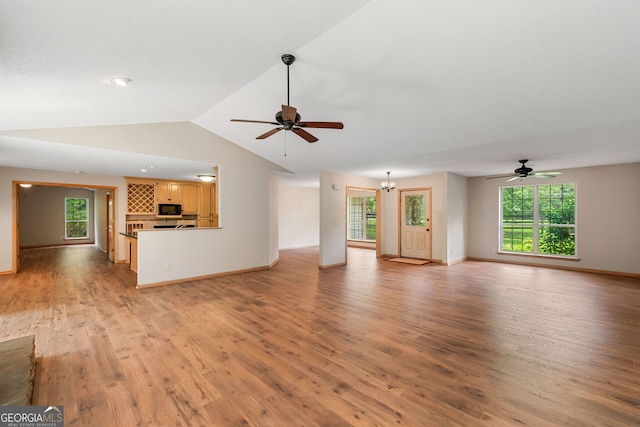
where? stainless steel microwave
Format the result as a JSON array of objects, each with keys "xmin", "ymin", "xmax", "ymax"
[{"xmin": 157, "ymin": 203, "xmax": 182, "ymax": 217}]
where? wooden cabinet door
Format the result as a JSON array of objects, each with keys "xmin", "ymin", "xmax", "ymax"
[
  {"xmin": 157, "ymin": 181, "xmax": 182, "ymax": 203},
  {"xmin": 211, "ymin": 183, "xmax": 218, "ymax": 217},
  {"xmin": 181, "ymin": 184, "xmax": 198, "ymax": 214},
  {"xmin": 198, "ymin": 184, "xmax": 212, "ymax": 218}
]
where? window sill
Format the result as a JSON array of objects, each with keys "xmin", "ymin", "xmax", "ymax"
[
  {"xmin": 497, "ymin": 251, "xmax": 580, "ymax": 262},
  {"xmin": 64, "ymin": 238, "xmax": 90, "ymax": 241}
]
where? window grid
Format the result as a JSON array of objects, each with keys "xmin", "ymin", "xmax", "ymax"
[
  {"xmin": 348, "ymin": 195, "xmax": 377, "ymax": 242},
  {"xmin": 349, "ymin": 197, "xmax": 364, "ymax": 240}
]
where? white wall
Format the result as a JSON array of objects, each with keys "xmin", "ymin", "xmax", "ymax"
[
  {"xmin": 380, "ymin": 185, "xmax": 399, "ymax": 256},
  {"xmin": 268, "ymin": 173, "xmax": 280, "ymax": 262},
  {"xmin": 94, "ymin": 188, "xmax": 109, "ymax": 252},
  {"xmin": 18, "ymin": 185, "xmax": 96, "ymax": 247},
  {"xmin": 319, "ymin": 171, "xmax": 381, "ymax": 267},
  {"xmin": 137, "ymin": 228, "xmax": 260, "ymax": 286},
  {"xmin": 468, "ymin": 162, "xmax": 640, "ymax": 275},
  {"xmin": 446, "ymin": 172, "xmax": 469, "ymax": 264},
  {"xmin": 279, "ymin": 185, "xmax": 319, "ymax": 249}
]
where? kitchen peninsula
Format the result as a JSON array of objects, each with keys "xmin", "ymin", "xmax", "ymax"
[
  {"xmin": 133, "ymin": 226, "xmax": 244, "ymax": 288},
  {"xmin": 120, "ymin": 227, "xmax": 225, "ymax": 287},
  {"xmin": 121, "ymin": 175, "xmax": 245, "ymax": 288}
]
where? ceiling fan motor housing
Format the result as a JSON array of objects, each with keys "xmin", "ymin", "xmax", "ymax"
[
  {"xmin": 515, "ymin": 166, "xmax": 533, "ymax": 176},
  {"xmin": 275, "ymin": 110, "xmax": 301, "ymax": 130},
  {"xmin": 515, "ymin": 159, "xmax": 533, "ymax": 177}
]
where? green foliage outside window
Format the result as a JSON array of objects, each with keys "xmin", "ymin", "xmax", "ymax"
[
  {"xmin": 501, "ymin": 184, "xmax": 575, "ymax": 256},
  {"xmin": 538, "ymin": 184, "xmax": 575, "ymax": 255},
  {"xmin": 501, "ymin": 186, "xmax": 534, "ymax": 253},
  {"xmin": 65, "ymin": 197, "xmax": 88, "ymax": 239}
]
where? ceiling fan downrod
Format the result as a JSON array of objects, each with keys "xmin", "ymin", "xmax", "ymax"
[{"xmin": 281, "ymin": 54, "xmax": 295, "ymax": 107}]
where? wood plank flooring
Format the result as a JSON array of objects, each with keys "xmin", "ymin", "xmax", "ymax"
[{"xmin": 0, "ymin": 245, "xmax": 639, "ymax": 426}]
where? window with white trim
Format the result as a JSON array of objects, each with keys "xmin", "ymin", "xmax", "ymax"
[
  {"xmin": 65, "ymin": 197, "xmax": 89, "ymax": 239},
  {"xmin": 500, "ymin": 183, "xmax": 576, "ymax": 256}
]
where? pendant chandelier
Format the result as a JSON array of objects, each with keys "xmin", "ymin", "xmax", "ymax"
[{"xmin": 381, "ymin": 171, "xmax": 396, "ymax": 192}]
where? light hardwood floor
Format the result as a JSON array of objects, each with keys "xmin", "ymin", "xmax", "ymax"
[{"xmin": 0, "ymin": 245, "xmax": 638, "ymax": 426}]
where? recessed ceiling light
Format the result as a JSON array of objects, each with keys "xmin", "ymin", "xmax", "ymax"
[
  {"xmin": 140, "ymin": 168, "xmax": 147, "ymax": 173},
  {"xmin": 111, "ymin": 77, "xmax": 131, "ymax": 87}
]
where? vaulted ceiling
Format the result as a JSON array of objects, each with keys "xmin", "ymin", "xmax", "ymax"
[{"xmin": 1, "ymin": 0, "xmax": 639, "ymax": 185}]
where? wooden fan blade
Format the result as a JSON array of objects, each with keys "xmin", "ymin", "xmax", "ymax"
[
  {"xmin": 292, "ymin": 127, "xmax": 318, "ymax": 143},
  {"xmin": 506, "ymin": 176, "xmax": 521, "ymax": 182},
  {"xmin": 298, "ymin": 121, "xmax": 344, "ymax": 129},
  {"xmin": 256, "ymin": 128, "xmax": 283, "ymax": 140},
  {"xmin": 231, "ymin": 119, "xmax": 279, "ymax": 125},
  {"xmin": 282, "ymin": 105, "xmax": 297, "ymax": 123}
]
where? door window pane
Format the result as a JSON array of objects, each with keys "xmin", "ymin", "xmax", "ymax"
[{"xmin": 405, "ymin": 195, "xmax": 425, "ymax": 226}]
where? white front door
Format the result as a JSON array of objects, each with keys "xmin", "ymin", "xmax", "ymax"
[{"xmin": 400, "ymin": 188, "xmax": 431, "ymax": 260}]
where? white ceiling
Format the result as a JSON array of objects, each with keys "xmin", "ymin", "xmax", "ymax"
[{"xmin": 1, "ymin": 0, "xmax": 639, "ymax": 186}]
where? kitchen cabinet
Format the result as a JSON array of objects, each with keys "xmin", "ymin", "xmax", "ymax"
[
  {"xmin": 156, "ymin": 181, "xmax": 182, "ymax": 203},
  {"xmin": 181, "ymin": 183, "xmax": 198, "ymax": 214},
  {"xmin": 197, "ymin": 183, "xmax": 218, "ymax": 227},
  {"xmin": 197, "ymin": 215, "xmax": 218, "ymax": 228}
]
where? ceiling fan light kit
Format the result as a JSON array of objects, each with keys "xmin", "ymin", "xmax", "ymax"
[
  {"xmin": 231, "ymin": 54, "xmax": 344, "ymax": 143},
  {"xmin": 487, "ymin": 159, "xmax": 563, "ymax": 182}
]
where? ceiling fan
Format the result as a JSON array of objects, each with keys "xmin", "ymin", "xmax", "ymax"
[
  {"xmin": 487, "ymin": 159, "xmax": 562, "ymax": 182},
  {"xmin": 230, "ymin": 54, "xmax": 344, "ymax": 143}
]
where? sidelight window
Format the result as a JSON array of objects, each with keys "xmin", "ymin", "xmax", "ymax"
[{"xmin": 348, "ymin": 195, "xmax": 376, "ymax": 241}]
